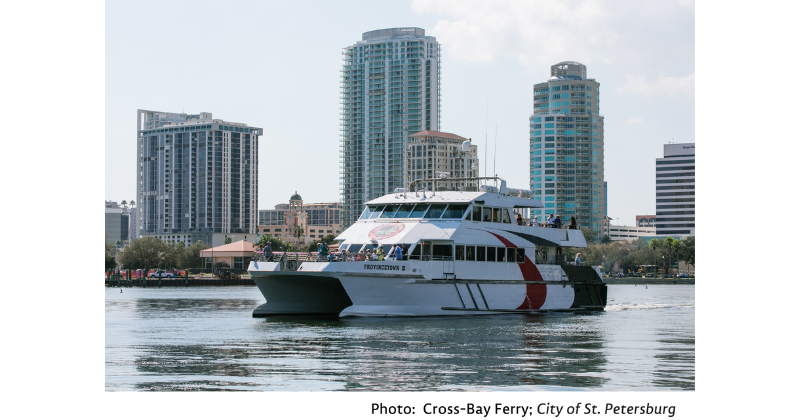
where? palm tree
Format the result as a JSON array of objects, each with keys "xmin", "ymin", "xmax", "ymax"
[
  {"xmin": 121, "ymin": 200, "xmax": 128, "ymax": 208},
  {"xmin": 294, "ymin": 225, "xmax": 304, "ymax": 242},
  {"xmin": 129, "ymin": 200, "xmax": 135, "ymax": 207},
  {"xmin": 663, "ymin": 237, "xmax": 679, "ymax": 276},
  {"xmin": 650, "ymin": 238, "xmax": 660, "ymax": 270}
]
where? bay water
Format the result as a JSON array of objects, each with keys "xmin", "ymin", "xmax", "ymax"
[{"xmin": 105, "ymin": 284, "xmax": 694, "ymax": 391}]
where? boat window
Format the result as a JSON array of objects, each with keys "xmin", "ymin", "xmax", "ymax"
[
  {"xmin": 441, "ymin": 204, "xmax": 468, "ymax": 219},
  {"xmin": 362, "ymin": 243, "xmax": 376, "ymax": 252},
  {"xmin": 502, "ymin": 209, "xmax": 511, "ymax": 224},
  {"xmin": 409, "ymin": 204, "xmax": 429, "ymax": 218},
  {"xmin": 360, "ymin": 206, "xmax": 377, "ymax": 219},
  {"xmin": 369, "ymin": 205, "xmax": 385, "ymax": 219},
  {"xmin": 492, "ymin": 208, "xmax": 501, "ymax": 223},
  {"xmin": 466, "ymin": 245, "xmax": 475, "ymax": 261},
  {"xmin": 408, "ymin": 243, "xmax": 421, "ymax": 260},
  {"xmin": 432, "ymin": 244, "xmax": 452, "ymax": 260},
  {"xmin": 472, "ymin": 206, "xmax": 482, "ymax": 221},
  {"xmin": 379, "ymin": 204, "xmax": 398, "ymax": 218},
  {"xmin": 476, "ymin": 246, "xmax": 486, "ymax": 262},
  {"xmin": 516, "ymin": 248, "xmax": 526, "ymax": 263},
  {"xmin": 455, "ymin": 245, "xmax": 465, "ymax": 261},
  {"xmin": 340, "ymin": 244, "xmax": 349, "ymax": 252},
  {"xmin": 394, "ymin": 204, "xmax": 415, "ymax": 218},
  {"xmin": 498, "ymin": 247, "xmax": 506, "ymax": 262},
  {"xmin": 349, "ymin": 244, "xmax": 364, "ymax": 253},
  {"xmin": 507, "ymin": 248, "xmax": 516, "ymax": 263},
  {"xmin": 424, "ymin": 204, "xmax": 447, "ymax": 219},
  {"xmin": 481, "ymin": 207, "xmax": 492, "ymax": 222},
  {"xmin": 464, "ymin": 208, "xmax": 471, "ymax": 221},
  {"xmin": 487, "ymin": 246, "xmax": 496, "ymax": 262},
  {"xmin": 381, "ymin": 244, "xmax": 394, "ymax": 254}
]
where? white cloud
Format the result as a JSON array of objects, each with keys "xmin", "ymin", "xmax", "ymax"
[
  {"xmin": 617, "ymin": 72, "xmax": 695, "ymax": 97},
  {"xmin": 626, "ymin": 117, "xmax": 644, "ymax": 125},
  {"xmin": 411, "ymin": 0, "xmax": 694, "ymax": 96}
]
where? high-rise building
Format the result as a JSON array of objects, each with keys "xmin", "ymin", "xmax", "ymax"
[
  {"xmin": 406, "ymin": 130, "xmax": 479, "ymax": 191},
  {"xmin": 655, "ymin": 143, "xmax": 695, "ymax": 235},
  {"xmin": 136, "ymin": 110, "xmax": 263, "ymax": 247},
  {"xmin": 529, "ymin": 61, "xmax": 605, "ymax": 230},
  {"xmin": 340, "ymin": 27, "xmax": 441, "ymax": 227}
]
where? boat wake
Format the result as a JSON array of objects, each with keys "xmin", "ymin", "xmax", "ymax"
[{"xmin": 605, "ymin": 303, "xmax": 694, "ymax": 312}]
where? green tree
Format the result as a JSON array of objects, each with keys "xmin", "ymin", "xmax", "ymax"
[
  {"xmin": 105, "ymin": 234, "xmax": 117, "ymax": 271},
  {"xmin": 118, "ymin": 237, "xmax": 172, "ymax": 270},
  {"xmin": 663, "ymin": 237, "xmax": 678, "ymax": 275},
  {"xmin": 305, "ymin": 240, "xmax": 321, "ymax": 253},
  {"xmin": 580, "ymin": 227, "xmax": 596, "ymax": 244},
  {"xmin": 677, "ymin": 236, "xmax": 695, "ymax": 267},
  {"xmin": 255, "ymin": 234, "xmax": 290, "ymax": 251},
  {"xmin": 224, "ymin": 237, "xmax": 232, "ymax": 245},
  {"xmin": 322, "ymin": 234, "xmax": 336, "ymax": 245},
  {"xmin": 294, "ymin": 225, "xmax": 305, "ymax": 241},
  {"xmin": 178, "ymin": 241, "xmax": 210, "ymax": 269},
  {"xmin": 120, "ymin": 200, "xmax": 128, "ymax": 208}
]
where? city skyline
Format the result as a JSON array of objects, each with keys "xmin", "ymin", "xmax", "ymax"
[{"xmin": 105, "ymin": 1, "xmax": 695, "ymax": 227}]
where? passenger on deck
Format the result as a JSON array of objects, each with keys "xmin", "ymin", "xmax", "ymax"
[
  {"xmin": 568, "ymin": 216, "xmax": 577, "ymax": 230},
  {"xmin": 548, "ymin": 213, "xmax": 556, "ymax": 228},
  {"xmin": 377, "ymin": 245, "xmax": 385, "ymax": 261},
  {"xmin": 555, "ymin": 215, "xmax": 563, "ymax": 229},
  {"xmin": 263, "ymin": 243, "xmax": 272, "ymax": 261},
  {"xmin": 531, "ymin": 216, "xmax": 539, "ymax": 227},
  {"xmin": 575, "ymin": 253, "xmax": 581, "ymax": 266},
  {"xmin": 395, "ymin": 244, "xmax": 404, "ymax": 261},
  {"xmin": 516, "ymin": 214, "xmax": 523, "ymax": 225}
]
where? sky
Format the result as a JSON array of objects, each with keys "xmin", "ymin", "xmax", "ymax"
[{"xmin": 105, "ymin": 0, "xmax": 695, "ymax": 226}]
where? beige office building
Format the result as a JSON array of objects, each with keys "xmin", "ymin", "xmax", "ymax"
[
  {"xmin": 406, "ymin": 130, "xmax": 479, "ymax": 192},
  {"xmin": 257, "ymin": 193, "xmax": 342, "ymax": 245}
]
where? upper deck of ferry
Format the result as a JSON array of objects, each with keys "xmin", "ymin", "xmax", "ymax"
[{"xmin": 339, "ymin": 178, "xmax": 586, "ymax": 249}]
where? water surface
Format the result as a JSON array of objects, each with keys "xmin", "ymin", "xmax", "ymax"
[{"xmin": 105, "ymin": 284, "xmax": 694, "ymax": 391}]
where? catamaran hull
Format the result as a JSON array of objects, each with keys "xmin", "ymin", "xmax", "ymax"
[
  {"xmin": 337, "ymin": 276, "xmax": 605, "ymax": 317},
  {"xmin": 251, "ymin": 268, "xmax": 352, "ymax": 316}
]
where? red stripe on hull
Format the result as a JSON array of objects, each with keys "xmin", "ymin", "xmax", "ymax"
[{"xmin": 484, "ymin": 231, "xmax": 547, "ymax": 310}]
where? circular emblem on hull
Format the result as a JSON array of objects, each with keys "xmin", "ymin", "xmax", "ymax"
[{"xmin": 368, "ymin": 223, "xmax": 405, "ymax": 241}]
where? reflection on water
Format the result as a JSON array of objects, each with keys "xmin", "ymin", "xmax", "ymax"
[{"xmin": 105, "ymin": 285, "xmax": 694, "ymax": 391}]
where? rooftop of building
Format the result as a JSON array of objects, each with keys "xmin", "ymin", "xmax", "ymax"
[
  {"xmin": 362, "ymin": 27, "xmax": 425, "ymax": 41},
  {"xmin": 410, "ymin": 130, "xmax": 468, "ymax": 141}
]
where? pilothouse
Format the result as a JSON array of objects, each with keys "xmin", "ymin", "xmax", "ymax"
[{"xmin": 248, "ymin": 176, "xmax": 606, "ymax": 317}]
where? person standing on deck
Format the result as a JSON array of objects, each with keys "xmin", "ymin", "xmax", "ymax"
[
  {"xmin": 575, "ymin": 253, "xmax": 581, "ymax": 266},
  {"xmin": 516, "ymin": 213, "xmax": 523, "ymax": 225},
  {"xmin": 377, "ymin": 245, "xmax": 385, "ymax": 261},
  {"xmin": 395, "ymin": 244, "xmax": 404, "ymax": 261}
]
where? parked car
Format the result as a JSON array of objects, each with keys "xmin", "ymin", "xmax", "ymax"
[
  {"xmin": 678, "ymin": 273, "xmax": 689, "ymax": 278},
  {"xmin": 149, "ymin": 270, "xmax": 175, "ymax": 278}
]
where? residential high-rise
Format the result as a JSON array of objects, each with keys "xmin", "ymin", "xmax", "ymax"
[
  {"xmin": 340, "ymin": 27, "xmax": 441, "ymax": 227},
  {"xmin": 529, "ymin": 61, "xmax": 605, "ymax": 230},
  {"xmin": 406, "ymin": 130, "xmax": 479, "ymax": 191},
  {"xmin": 655, "ymin": 143, "xmax": 695, "ymax": 235},
  {"xmin": 136, "ymin": 110, "xmax": 263, "ymax": 247}
]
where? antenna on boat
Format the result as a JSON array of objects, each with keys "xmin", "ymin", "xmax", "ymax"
[
  {"xmin": 485, "ymin": 97, "xmax": 488, "ymax": 179},
  {"xmin": 493, "ymin": 123, "xmax": 498, "ymax": 181}
]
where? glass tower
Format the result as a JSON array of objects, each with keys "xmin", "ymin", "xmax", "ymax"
[
  {"xmin": 340, "ymin": 27, "xmax": 441, "ymax": 228},
  {"xmin": 529, "ymin": 62, "xmax": 605, "ymax": 230}
]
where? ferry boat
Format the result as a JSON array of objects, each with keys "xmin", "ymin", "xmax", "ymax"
[{"xmin": 248, "ymin": 177, "xmax": 606, "ymax": 317}]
